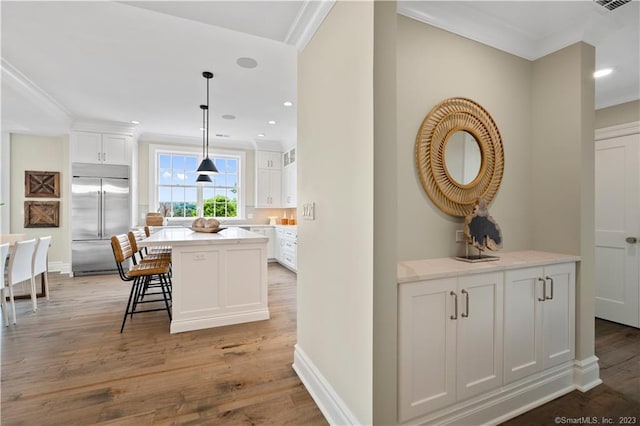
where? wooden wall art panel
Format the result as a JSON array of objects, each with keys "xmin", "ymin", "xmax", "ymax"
[
  {"xmin": 24, "ymin": 201, "xmax": 60, "ymax": 228},
  {"xmin": 25, "ymin": 171, "xmax": 60, "ymax": 198}
]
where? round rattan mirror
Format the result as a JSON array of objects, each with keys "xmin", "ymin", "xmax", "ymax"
[{"xmin": 415, "ymin": 97, "xmax": 504, "ymax": 217}]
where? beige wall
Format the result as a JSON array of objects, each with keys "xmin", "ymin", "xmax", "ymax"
[
  {"xmin": 595, "ymin": 100, "xmax": 640, "ymax": 129},
  {"xmin": 10, "ymin": 133, "xmax": 70, "ymax": 266},
  {"xmin": 298, "ymin": 1, "xmax": 374, "ymax": 423},
  {"xmin": 396, "ymin": 16, "xmax": 533, "ymax": 261},
  {"xmin": 372, "ymin": 2, "xmax": 398, "ymax": 424},
  {"xmin": 531, "ymin": 42, "xmax": 596, "ymax": 360}
]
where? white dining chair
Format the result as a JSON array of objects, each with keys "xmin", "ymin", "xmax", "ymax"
[
  {"xmin": 1, "ymin": 243, "xmax": 10, "ymax": 326},
  {"xmin": 32, "ymin": 236, "xmax": 52, "ymax": 300},
  {"xmin": 7, "ymin": 239, "xmax": 37, "ymax": 324}
]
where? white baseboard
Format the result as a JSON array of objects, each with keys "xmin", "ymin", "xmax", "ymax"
[
  {"xmin": 48, "ymin": 261, "xmax": 70, "ymax": 275},
  {"xmin": 573, "ymin": 356, "xmax": 602, "ymax": 392},
  {"xmin": 292, "ymin": 345, "xmax": 361, "ymax": 426},
  {"xmin": 170, "ymin": 309, "xmax": 269, "ymax": 334}
]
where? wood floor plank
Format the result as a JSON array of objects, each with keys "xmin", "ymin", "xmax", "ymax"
[{"xmin": 1, "ymin": 264, "xmax": 327, "ymax": 426}]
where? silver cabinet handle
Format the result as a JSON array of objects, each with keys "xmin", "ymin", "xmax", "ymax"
[
  {"xmin": 545, "ymin": 276, "xmax": 554, "ymax": 300},
  {"xmin": 98, "ymin": 152, "xmax": 101, "ymax": 161},
  {"xmin": 626, "ymin": 237, "xmax": 638, "ymax": 244},
  {"xmin": 461, "ymin": 289, "xmax": 469, "ymax": 318},
  {"xmin": 537, "ymin": 277, "xmax": 546, "ymax": 301},
  {"xmin": 103, "ymin": 152, "xmax": 106, "ymax": 162},
  {"xmin": 450, "ymin": 291, "xmax": 458, "ymax": 320}
]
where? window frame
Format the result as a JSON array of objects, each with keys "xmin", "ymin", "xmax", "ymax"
[{"xmin": 148, "ymin": 144, "xmax": 246, "ymax": 221}]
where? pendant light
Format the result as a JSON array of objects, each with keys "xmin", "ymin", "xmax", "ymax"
[
  {"xmin": 196, "ymin": 106, "xmax": 212, "ymax": 184},
  {"xmin": 196, "ymin": 71, "xmax": 218, "ymax": 175}
]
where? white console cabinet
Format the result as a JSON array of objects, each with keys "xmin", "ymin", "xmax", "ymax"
[
  {"xmin": 71, "ymin": 131, "xmax": 131, "ymax": 165},
  {"xmin": 504, "ymin": 263, "xmax": 575, "ymax": 384},
  {"xmin": 398, "ymin": 272, "xmax": 503, "ymax": 421},
  {"xmin": 397, "ymin": 251, "xmax": 582, "ymax": 425}
]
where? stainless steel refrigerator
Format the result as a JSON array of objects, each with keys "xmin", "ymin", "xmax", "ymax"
[{"xmin": 72, "ymin": 163, "xmax": 130, "ymax": 275}]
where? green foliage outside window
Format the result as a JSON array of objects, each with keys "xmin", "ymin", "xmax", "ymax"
[{"xmin": 203, "ymin": 195, "xmax": 237, "ymax": 217}]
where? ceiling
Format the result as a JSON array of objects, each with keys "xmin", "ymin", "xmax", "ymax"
[{"xmin": 2, "ymin": 1, "xmax": 638, "ymax": 146}]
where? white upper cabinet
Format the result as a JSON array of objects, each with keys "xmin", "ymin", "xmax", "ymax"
[
  {"xmin": 71, "ymin": 131, "xmax": 131, "ymax": 165},
  {"xmin": 256, "ymin": 150, "xmax": 281, "ymax": 169},
  {"xmin": 283, "ymin": 147, "xmax": 297, "ymax": 208},
  {"xmin": 255, "ymin": 150, "xmax": 282, "ymax": 208}
]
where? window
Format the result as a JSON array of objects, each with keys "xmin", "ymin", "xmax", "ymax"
[{"xmin": 154, "ymin": 148, "xmax": 243, "ymax": 219}]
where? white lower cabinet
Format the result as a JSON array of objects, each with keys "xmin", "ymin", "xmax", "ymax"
[
  {"xmin": 398, "ymin": 253, "xmax": 579, "ymax": 425},
  {"xmin": 504, "ymin": 263, "xmax": 575, "ymax": 383},
  {"xmin": 249, "ymin": 227, "xmax": 275, "ymax": 259},
  {"xmin": 398, "ymin": 272, "xmax": 503, "ymax": 422},
  {"xmin": 273, "ymin": 227, "xmax": 297, "ymax": 272}
]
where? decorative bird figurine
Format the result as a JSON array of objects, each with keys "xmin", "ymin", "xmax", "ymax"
[{"xmin": 464, "ymin": 198, "xmax": 503, "ymax": 252}]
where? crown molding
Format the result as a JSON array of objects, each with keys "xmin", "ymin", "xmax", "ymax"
[
  {"xmin": 285, "ymin": 0, "xmax": 335, "ymax": 51},
  {"xmin": 1, "ymin": 58, "xmax": 73, "ymax": 123},
  {"xmin": 595, "ymin": 121, "xmax": 640, "ymax": 140},
  {"xmin": 139, "ymin": 132, "xmax": 257, "ymax": 151},
  {"xmin": 71, "ymin": 119, "xmax": 137, "ymax": 136}
]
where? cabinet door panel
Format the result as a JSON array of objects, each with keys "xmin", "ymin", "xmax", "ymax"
[
  {"xmin": 73, "ymin": 132, "xmax": 102, "ymax": 163},
  {"xmin": 398, "ymin": 278, "xmax": 457, "ymax": 422},
  {"xmin": 542, "ymin": 263, "xmax": 575, "ymax": 368},
  {"xmin": 504, "ymin": 267, "xmax": 544, "ymax": 383},
  {"xmin": 102, "ymin": 134, "xmax": 130, "ymax": 165},
  {"xmin": 457, "ymin": 272, "xmax": 503, "ymax": 401}
]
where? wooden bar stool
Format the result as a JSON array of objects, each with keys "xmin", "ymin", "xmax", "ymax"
[
  {"xmin": 111, "ymin": 235, "xmax": 172, "ymax": 333},
  {"xmin": 143, "ymin": 226, "xmax": 172, "ymax": 256},
  {"xmin": 127, "ymin": 231, "xmax": 171, "ymax": 265}
]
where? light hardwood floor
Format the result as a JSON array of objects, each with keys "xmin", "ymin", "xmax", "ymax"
[{"xmin": 1, "ymin": 264, "xmax": 327, "ymax": 425}]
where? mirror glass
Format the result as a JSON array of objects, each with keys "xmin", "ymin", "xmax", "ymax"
[{"xmin": 445, "ymin": 131, "xmax": 481, "ymax": 185}]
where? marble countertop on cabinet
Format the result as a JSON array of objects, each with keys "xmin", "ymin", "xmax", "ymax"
[
  {"xmin": 397, "ymin": 250, "xmax": 581, "ymax": 284},
  {"xmin": 139, "ymin": 226, "xmax": 268, "ymax": 247}
]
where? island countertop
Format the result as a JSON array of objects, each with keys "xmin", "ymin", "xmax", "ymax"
[{"xmin": 139, "ymin": 226, "xmax": 268, "ymax": 247}]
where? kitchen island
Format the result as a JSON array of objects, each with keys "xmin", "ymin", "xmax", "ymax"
[{"xmin": 139, "ymin": 227, "xmax": 269, "ymax": 333}]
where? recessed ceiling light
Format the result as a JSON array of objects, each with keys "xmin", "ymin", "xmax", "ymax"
[
  {"xmin": 594, "ymin": 68, "xmax": 613, "ymax": 78},
  {"xmin": 237, "ymin": 57, "xmax": 258, "ymax": 69},
  {"xmin": 222, "ymin": 114, "xmax": 236, "ymax": 120},
  {"xmin": 257, "ymin": 133, "xmax": 265, "ymax": 137},
  {"xmin": 268, "ymin": 120, "xmax": 276, "ymax": 125},
  {"xmin": 131, "ymin": 120, "xmax": 140, "ymax": 125},
  {"xmin": 283, "ymin": 101, "xmax": 293, "ymax": 107}
]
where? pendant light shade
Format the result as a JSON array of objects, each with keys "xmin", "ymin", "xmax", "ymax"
[
  {"xmin": 196, "ymin": 71, "xmax": 218, "ymax": 176},
  {"xmin": 196, "ymin": 173, "xmax": 212, "ymax": 184}
]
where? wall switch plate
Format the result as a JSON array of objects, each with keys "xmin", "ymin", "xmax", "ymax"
[
  {"xmin": 303, "ymin": 202, "xmax": 315, "ymax": 220},
  {"xmin": 456, "ymin": 230, "xmax": 465, "ymax": 243}
]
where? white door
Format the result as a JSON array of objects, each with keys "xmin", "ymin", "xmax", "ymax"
[
  {"xmin": 398, "ymin": 278, "xmax": 457, "ymax": 422},
  {"xmin": 595, "ymin": 133, "xmax": 640, "ymax": 327},
  {"xmin": 456, "ymin": 272, "xmax": 503, "ymax": 401}
]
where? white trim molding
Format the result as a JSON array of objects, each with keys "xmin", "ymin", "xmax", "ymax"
[
  {"xmin": 595, "ymin": 121, "xmax": 640, "ymax": 140},
  {"xmin": 573, "ymin": 356, "xmax": 602, "ymax": 392},
  {"xmin": 285, "ymin": 0, "xmax": 335, "ymax": 51},
  {"xmin": 292, "ymin": 345, "xmax": 361, "ymax": 426},
  {"xmin": 48, "ymin": 262, "xmax": 71, "ymax": 275}
]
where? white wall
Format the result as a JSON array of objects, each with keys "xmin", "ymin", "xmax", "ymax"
[
  {"xmin": 297, "ymin": 1, "xmax": 374, "ymax": 423},
  {"xmin": 1, "ymin": 132, "xmax": 10, "ymax": 233}
]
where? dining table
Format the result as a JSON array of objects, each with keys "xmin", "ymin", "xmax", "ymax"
[{"xmin": 1, "ymin": 233, "xmax": 47, "ymax": 298}]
